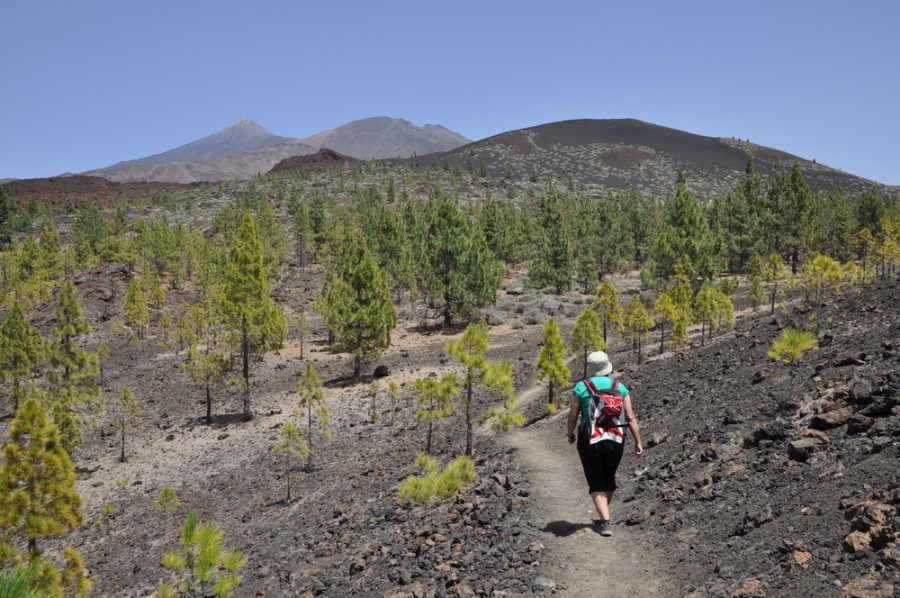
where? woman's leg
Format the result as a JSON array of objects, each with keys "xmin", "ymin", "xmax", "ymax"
[{"xmin": 591, "ymin": 491, "xmax": 615, "ymax": 520}]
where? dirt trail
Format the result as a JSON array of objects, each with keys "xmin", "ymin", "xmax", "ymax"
[{"xmin": 503, "ymin": 384, "xmax": 668, "ymax": 596}]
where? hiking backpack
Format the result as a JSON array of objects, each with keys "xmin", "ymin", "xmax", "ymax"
[{"xmin": 582, "ymin": 378, "xmax": 625, "ymax": 443}]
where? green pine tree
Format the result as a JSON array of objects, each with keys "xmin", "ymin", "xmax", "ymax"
[
  {"xmin": 156, "ymin": 510, "xmax": 246, "ymax": 598},
  {"xmin": 271, "ymin": 422, "xmax": 308, "ymax": 503},
  {"xmin": 0, "ymin": 301, "xmax": 42, "ymax": 413},
  {"xmin": 122, "ymin": 276, "xmax": 150, "ymax": 339},
  {"xmin": 537, "ymin": 317, "xmax": 571, "ymax": 412},
  {"xmin": 446, "ymin": 322, "xmax": 515, "ymax": 457},
  {"xmin": 296, "ymin": 362, "xmax": 329, "ymax": 471},
  {"xmin": 0, "ymin": 397, "xmax": 84, "ymax": 555},
  {"xmin": 623, "ymin": 295, "xmax": 653, "ymax": 364},
  {"xmin": 652, "ymin": 293, "xmax": 678, "ymax": 356},
  {"xmin": 412, "ymin": 373, "xmax": 459, "ymax": 454},
  {"xmin": 422, "ymin": 196, "xmax": 501, "ymax": 327},
  {"xmin": 656, "ymin": 178, "xmax": 721, "ymax": 283},
  {"xmin": 220, "ymin": 215, "xmax": 286, "ymax": 421},
  {"xmin": 568, "ymin": 307, "xmax": 605, "ymax": 379},
  {"xmin": 112, "ymin": 387, "xmax": 141, "ymax": 463},
  {"xmin": 528, "ymin": 185, "xmax": 573, "ymax": 293},
  {"xmin": 694, "ymin": 284, "xmax": 719, "ymax": 346},
  {"xmin": 324, "ymin": 234, "xmax": 397, "ymax": 378},
  {"xmin": 47, "ymin": 281, "xmax": 102, "ymax": 452},
  {"xmin": 591, "ymin": 282, "xmax": 623, "ymax": 344}
]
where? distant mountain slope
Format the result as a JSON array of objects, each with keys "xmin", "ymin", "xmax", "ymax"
[
  {"xmin": 428, "ymin": 119, "xmax": 881, "ymax": 199},
  {"xmin": 301, "ymin": 117, "xmax": 471, "ymax": 160},
  {"xmin": 89, "ymin": 140, "xmax": 317, "ymax": 184},
  {"xmin": 86, "ymin": 117, "xmax": 470, "ymax": 183},
  {"xmin": 108, "ymin": 119, "xmax": 292, "ymax": 168}
]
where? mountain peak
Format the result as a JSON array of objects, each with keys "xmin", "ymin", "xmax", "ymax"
[{"xmin": 102, "ymin": 119, "xmax": 293, "ymax": 169}]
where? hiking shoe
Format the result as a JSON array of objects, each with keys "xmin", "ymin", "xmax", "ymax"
[{"xmin": 595, "ymin": 520, "xmax": 613, "ymax": 537}]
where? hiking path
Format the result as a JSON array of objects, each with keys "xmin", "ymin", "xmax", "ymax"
[{"xmin": 503, "ymin": 384, "xmax": 669, "ymax": 596}]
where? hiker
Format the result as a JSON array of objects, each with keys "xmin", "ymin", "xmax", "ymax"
[{"xmin": 566, "ymin": 351, "xmax": 643, "ymax": 537}]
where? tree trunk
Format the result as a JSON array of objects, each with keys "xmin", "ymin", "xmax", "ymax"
[
  {"xmin": 307, "ymin": 402, "xmax": 313, "ymax": 472},
  {"xmin": 465, "ymin": 378, "xmax": 473, "ymax": 457},
  {"xmin": 120, "ymin": 423, "xmax": 126, "ymax": 463},
  {"xmin": 242, "ymin": 322, "xmax": 252, "ymax": 422},
  {"xmin": 205, "ymin": 384, "xmax": 212, "ymax": 424},
  {"xmin": 426, "ymin": 419, "xmax": 433, "ymax": 454}
]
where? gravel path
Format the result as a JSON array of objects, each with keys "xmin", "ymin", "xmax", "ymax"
[{"xmin": 504, "ymin": 384, "xmax": 668, "ymax": 596}]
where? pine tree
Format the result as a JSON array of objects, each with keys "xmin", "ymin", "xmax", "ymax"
[
  {"xmin": 785, "ymin": 162, "xmax": 813, "ymax": 274},
  {"xmin": 446, "ymin": 322, "xmax": 515, "ymax": 457},
  {"xmin": 536, "ymin": 318, "xmax": 571, "ymax": 411},
  {"xmin": 122, "ymin": 276, "xmax": 150, "ymax": 339},
  {"xmin": 476, "ymin": 195, "xmax": 514, "ymax": 263},
  {"xmin": 296, "ymin": 362, "xmax": 329, "ymax": 472},
  {"xmin": 220, "ymin": 215, "xmax": 286, "ymax": 421},
  {"xmin": 253, "ymin": 197, "xmax": 289, "ymax": 274},
  {"xmin": 623, "ymin": 295, "xmax": 653, "ymax": 364},
  {"xmin": 768, "ymin": 328, "xmax": 817, "ymax": 401},
  {"xmin": 291, "ymin": 309, "xmax": 312, "ymax": 360},
  {"xmin": 271, "ymin": 422, "xmax": 308, "ymax": 503},
  {"xmin": 568, "ymin": 307, "xmax": 605, "ymax": 378},
  {"xmin": 656, "ymin": 178, "xmax": 721, "ymax": 282},
  {"xmin": 0, "ymin": 398, "xmax": 84, "ymax": 555},
  {"xmin": 322, "ymin": 234, "xmax": 396, "ymax": 378},
  {"xmin": 591, "ymin": 282, "xmax": 623, "ymax": 344},
  {"xmin": 708, "ymin": 157, "xmax": 767, "ymax": 272},
  {"xmin": 182, "ymin": 299, "xmax": 229, "ymax": 425},
  {"xmin": 764, "ymin": 253, "xmax": 787, "ymax": 314},
  {"xmin": 47, "ymin": 281, "xmax": 102, "ymax": 452},
  {"xmin": 856, "ymin": 188, "xmax": 887, "ymax": 237},
  {"xmin": 652, "ymin": 293, "xmax": 678, "ymax": 356},
  {"xmin": 0, "ymin": 301, "xmax": 41, "ymax": 413},
  {"xmin": 156, "ymin": 510, "xmax": 246, "ymax": 598},
  {"xmin": 412, "ymin": 374, "xmax": 458, "ymax": 454},
  {"xmin": 291, "ymin": 198, "xmax": 314, "ymax": 266},
  {"xmin": 112, "ymin": 387, "xmax": 141, "ymax": 463},
  {"xmin": 422, "ymin": 196, "xmax": 501, "ymax": 327},
  {"xmin": 694, "ymin": 284, "xmax": 718, "ymax": 346},
  {"xmin": 802, "ymin": 254, "xmax": 844, "ymax": 305},
  {"xmin": 529, "ymin": 185, "xmax": 573, "ymax": 293},
  {"xmin": 667, "ymin": 260, "xmax": 695, "ymax": 324}
]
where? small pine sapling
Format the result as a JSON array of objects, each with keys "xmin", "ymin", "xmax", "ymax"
[
  {"xmin": 767, "ymin": 328, "xmax": 818, "ymax": 402},
  {"xmin": 156, "ymin": 510, "xmax": 247, "ymax": 598},
  {"xmin": 271, "ymin": 422, "xmax": 309, "ymax": 503}
]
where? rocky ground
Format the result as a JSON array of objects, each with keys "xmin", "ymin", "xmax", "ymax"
[{"xmin": 5, "ymin": 263, "xmax": 898, "ymax": 597}]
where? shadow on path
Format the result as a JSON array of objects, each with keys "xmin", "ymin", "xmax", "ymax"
[{"xmin": 542, "ymin": 520, "xmax": 594, "ymax": 537}]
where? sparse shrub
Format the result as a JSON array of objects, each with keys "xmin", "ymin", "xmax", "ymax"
[{"xmin": 396, "ymin": 452, "xmax": 476, "ymax": 505}]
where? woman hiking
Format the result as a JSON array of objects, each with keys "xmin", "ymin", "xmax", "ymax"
[{"xmin": 566, "ymin": 351, "xmax": 643, "ymax": 536}]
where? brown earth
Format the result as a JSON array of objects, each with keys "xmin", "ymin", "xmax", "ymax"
[{"xmin": 3, "ymin": 261, "xmax": 898, "ymax": 597}]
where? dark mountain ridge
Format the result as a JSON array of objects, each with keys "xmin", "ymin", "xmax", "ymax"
[{"xmin": 423, "ymin": 118, "xmax": 883, "ymax": 199}]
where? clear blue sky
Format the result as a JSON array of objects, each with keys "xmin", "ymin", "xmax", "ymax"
[{"xmin": 2, "ymin": 1, "xmax": 898, "ymax": 185}]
